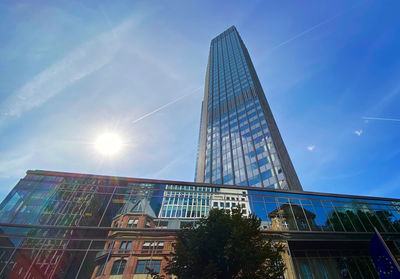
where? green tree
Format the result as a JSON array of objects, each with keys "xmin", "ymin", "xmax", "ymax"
[{"xmin": 165, "ymin": 208, "xmax": 285, "ymax": 279}]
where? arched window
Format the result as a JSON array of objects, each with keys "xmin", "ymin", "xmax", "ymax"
[{"xmin": 111, "ymin": 259, "xmax": 126, "ymax": 275}]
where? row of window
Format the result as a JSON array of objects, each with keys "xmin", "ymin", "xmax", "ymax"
[
  {"xmin": 97, "ymin": 259, "xmax": 161, "ymax": 276},
  {"xmin": 208, "ymin": 31, "xmax": 252, "ymax": 110},
  {"xmin": 106, "ymin": 241, "xmax": 164, "ymax": 254},
  {"xmin": 113, "ymin": 218, "xmax": 150, "ymax": 228},
  {"xmin": 204, "ymin": 91, "xmax": 282, "ymax": 188}
]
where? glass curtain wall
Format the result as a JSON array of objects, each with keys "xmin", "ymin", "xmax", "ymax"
[
  {"xmin": 0, "ymin": 172, "xmax": 399, "ymax": 278},
  {"xmin": 197, "ymin": 26, "xmax": 300, "ymax": 190}
]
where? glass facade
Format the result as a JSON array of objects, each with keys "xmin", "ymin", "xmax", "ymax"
[
  {"xmin": 195, "ymin": 26, "xmax": 302, "ymax": 191},
  {"xmin": 0, "ymin": 26, "xmax": 397, "ymax": 279},
  {"xmin": 0, "ymin": 170, "xmax": 399, "ymax": 278}
]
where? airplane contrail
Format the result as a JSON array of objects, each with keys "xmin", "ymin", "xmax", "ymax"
[
  {"xmin": 265, "ymin": 2, "xmax": 367, "ymax": 54},
  {"xmin": 363, "ymin": 117, "xmax": 400, "ymax": 122},
  {"xmin": 132, "ymin": 87, "xmax": 202, "ymax": 124}
]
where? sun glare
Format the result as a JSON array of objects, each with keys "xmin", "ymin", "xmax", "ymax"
[{"xmin": 95, "ymin": 133, "xmax": 123, "ymax": 156}]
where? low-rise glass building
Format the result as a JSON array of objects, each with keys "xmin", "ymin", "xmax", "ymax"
[{"xmin": 0, "ymin": 170, "xmax": 399, "ymax": 278}]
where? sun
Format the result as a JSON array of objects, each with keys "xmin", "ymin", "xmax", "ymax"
[{"xmin": 95, "ymin": 133, "xmax": 123, "ymax": 156}]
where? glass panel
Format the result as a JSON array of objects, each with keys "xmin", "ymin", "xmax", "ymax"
[
  {"xmin": 300, "ymin": 200, "xmax": 323, "ymax": 231},
  {"xmin": 389, "ymin": 210, "xmax": 400, "ymax": 232},
  {"xmin": 323, "ymin": 202, "xmax": 344, "ymax": 232},
  {"xmin": 375, "ymin": 205, "xmax": 396, "ymax": 232},
  {"xmin": 311, "ymin": 200, "xmax": 333, "ymax": 231},
  {"xmin": 345, "ymin": 208, "xmax": 366, "ymax": 232},
  {"xmin": 0, "ymin": 248, "xmax": 15, "ymax": 276},
  {"xmin": 296, "ymin": 259, "xmax": 314, "ymax": 279},
  {"xmin": 249, "ymin": 197, "xmax": 267, "ymax": 227},
  {"xmin": 335, "ymin": 207, "xmax": 356, "ymax": 232},
  {"xmin": 345, "ymin": 257, "xmax": 363, "ymax": 278},
  {"xmin": 277, "ymin": 198, "xmax": 297, "ymax": 230},
  {"xmin": 289, "ymin": 199, "xmax": 310, "ymax": 231},
  {"xmin": 334, "ymin": 257, "xmax": 351, "ymax": 278},
  {"xmin": 357, "ymin": 209, "xmax": 375, "ymax": 232},
  {"xmin": 366, "ymin": 209, "xmax": 385, "ymax": 232},
  {"xmin": 355, "ymin": 256, "xmax": 379, "ymax": 279},
  {"xmin": 264, "ymin": 201, "xmax": 280, "ymax": 230}
]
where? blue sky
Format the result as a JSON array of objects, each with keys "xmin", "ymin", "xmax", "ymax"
[{"xmin": 1, "ymin": 0, "xmax": 400, "ymax": 200}]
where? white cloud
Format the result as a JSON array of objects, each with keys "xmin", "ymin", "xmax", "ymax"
[
  {"xmin": 307, "ymin": 145, "xmax": 315, "ymax": 151},
  {"xmin": 354, "ymin": 129, "xmax": 363, "ymax": 136},
  {"xmin": 0, "ymin": 19, "xmax": 138, "ymax": 119}
]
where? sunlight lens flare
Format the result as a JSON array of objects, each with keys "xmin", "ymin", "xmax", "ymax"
[{"xmin": 95, "ymin": 133, "xmax": 122, "ymax": 156}]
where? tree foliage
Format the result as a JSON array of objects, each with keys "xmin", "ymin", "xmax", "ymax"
[{"xmin": 165, "ymin": 208, "xmax": 285, "ymax": 279}]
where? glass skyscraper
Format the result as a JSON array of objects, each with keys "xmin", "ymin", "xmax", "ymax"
[
  {"xmin": 1, "ymin": 26, "xmax": 400, "ymax": 279},
  {"xmin": 196, "ymin": 26, "xmax": 302, "ymax": 191}
]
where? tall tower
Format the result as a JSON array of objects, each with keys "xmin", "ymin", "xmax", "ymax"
[{"xmin": 195, "ymin": 26, "xmax": 302, "ymax": 191}]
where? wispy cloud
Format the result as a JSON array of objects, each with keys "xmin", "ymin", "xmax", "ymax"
[
  {"xmin": 132, "ymin": 87, "xmax": 201, "ymax": 124},
  {"xmin": 263, "ymin": 2, "xmax": 367, "ymax": 56},
  {"xmin": 0, "ymin": 19, "xmax": 138, "ymax": 119},
  {"xmin": 363, "ymin": 85, "xmax": 400, "ymax": 118},
  {"xmin": 354, "ymin": 129, "xmax": 363, "ymax": 136},
  {"xmin": 307, "ymin": 145, "xmax": 315, "ymax": 151},
  {"xmin": 362, "ymin": 116, "xmax": 400, "ymax": 122}
]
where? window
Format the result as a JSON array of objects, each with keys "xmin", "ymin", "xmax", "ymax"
[
  {"xmin": 135, "ymin": 260, "xmax": 162, "ymax": 274},
  {"xmin": 111, "ymin": 259, "xmax": 126, "ymax": 275},
  {"xmin": 145, "ymin": 220, "xmax": 151, "ymax": 228},
  {"xmin": 120, "ymin": 241, "xmax": 131, "ymax": 251},
  {"xmin": 142, "ymin": 241, "xmax": 164, "ymax": 254},
  {"xmin": 127, "ymin": 218, "xmax": 138, "ymax": 228},
  {"xmin": 261, "ymin": 170, "xmax": 272, "ymax": 180},
  {"xmin": 258, "ymin": 157, "xmax": 269, "ymax": 166},
  {"xmin": 155, "ymin": 242, "xmax": 164, "ymax": 254},
  {"xmin": 142, "ymin": 242, "xmax": 151, "ymax": 253}
]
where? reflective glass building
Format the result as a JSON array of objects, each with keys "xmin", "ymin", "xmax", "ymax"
[
  {"xmin": 1, "ymin": 170, "xmax": 400, "ymax": 278},
  {"xmin": 195, "ymin": 26, "xmax": 302, "ymax": 191},
  {"xmin": 1, "ymin": 26, "xmax": 399, "ymax": 279}
]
